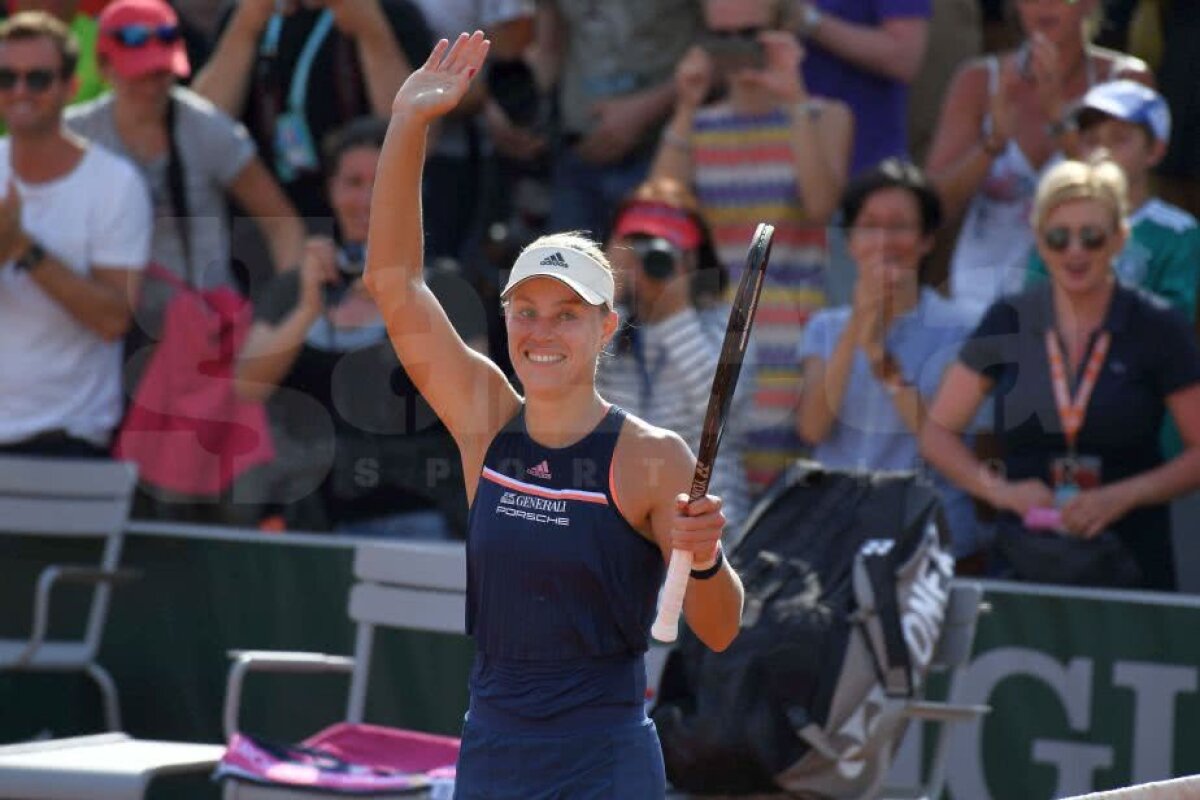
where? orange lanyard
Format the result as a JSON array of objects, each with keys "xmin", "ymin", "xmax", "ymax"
[{"xmin": 1045, "ymin": 329, "xmax": 1111, "ymax": 455}]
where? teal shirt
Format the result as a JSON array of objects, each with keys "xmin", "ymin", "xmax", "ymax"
[
  {"xmin": 1026, "ymin": 197, "xmax": 1200, "ymax": 320},
  {"xmin": 1026, "ymin": 197, "xmax": 1200, "ymax": 456}
]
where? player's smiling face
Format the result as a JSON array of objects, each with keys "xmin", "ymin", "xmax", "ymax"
[{"xmin": 505, "ymin": 277, "xmax": 617, "ymax": 395}]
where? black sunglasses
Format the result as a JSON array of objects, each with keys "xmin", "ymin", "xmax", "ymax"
[
  {"xmin": 1042, "ymin": 225, "xmax": 1110, "ymax": 253},
  {"xmin": 0, "ymin": 67, "xmax": 60, "ymax": 92},
  {"xmin": 105, "ymin": 24, "xmax": 181, "ymax": 48}
]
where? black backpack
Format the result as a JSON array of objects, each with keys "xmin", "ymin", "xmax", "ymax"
[{"xmin": 652, "ymin": 462, "xmax": 955, "ymax": 797}]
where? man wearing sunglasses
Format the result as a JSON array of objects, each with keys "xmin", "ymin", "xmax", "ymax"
[
  {"xmin": 6, "ymin": 1, "xmax": 106, "ymax": 106},
  {"xmin": 0, "ymin": 11, "xmax": 151, "ymax": 458}
]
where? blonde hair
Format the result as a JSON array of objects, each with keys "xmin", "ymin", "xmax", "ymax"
[
  {"xmin": 1030, "ymin": 154, "xmax": 1129, "ymax": 230},
  {"xmin": 0, "ymin": 11, "xmax": 78, "ymax": 76},
  {"xmin": 1007, "ymin": 0, "xmax": 1104, "ymax": 42}
]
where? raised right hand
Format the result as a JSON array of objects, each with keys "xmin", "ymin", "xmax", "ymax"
[
  {"xmin": 391, "ymin": 32, "xmax": 491, "ymax": 124},
  {"xmin": 674, "ymin": 46, "xmax": 713, "ymax": 111}
]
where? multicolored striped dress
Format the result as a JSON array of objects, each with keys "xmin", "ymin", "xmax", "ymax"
[{"xmin": 689, "ymin": 104, "xmax": 829, "ymax": 495}]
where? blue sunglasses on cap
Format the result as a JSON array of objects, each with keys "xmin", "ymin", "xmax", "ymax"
[{"xmin": 105, "ymin": 24, "xmax": 181, "ymax": 48}]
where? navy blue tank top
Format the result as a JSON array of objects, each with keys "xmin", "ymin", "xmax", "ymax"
[{"xmin": 465, "ymin": 404, "xmax": 665, "ymax": 732}]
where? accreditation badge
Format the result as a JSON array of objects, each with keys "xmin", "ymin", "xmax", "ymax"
[
  {"xmin": 1050, "ymin": 454, "xmax": 1102, "ymax": 507},
  {"xmin": 274, "ymin": 111, "xmax": 320, "ymax": 182}
]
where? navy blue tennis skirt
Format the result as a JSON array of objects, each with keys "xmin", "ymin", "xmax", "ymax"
[{"xmin": 453, "ymin": 717, "xmax": 666, "ymax": 799}]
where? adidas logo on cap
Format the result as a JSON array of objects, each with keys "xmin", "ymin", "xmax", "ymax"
[{"xmin": 502, "ymin": 244, "xmax": 615, "ymax": 307}]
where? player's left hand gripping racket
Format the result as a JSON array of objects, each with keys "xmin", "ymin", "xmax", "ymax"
[{"xmin": 651, "ymin": 223, "xmax": 774, "ymax": 643}]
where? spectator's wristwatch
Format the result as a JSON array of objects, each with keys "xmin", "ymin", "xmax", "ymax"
[
  {"xmin": 797, "ymin": 3, "xmax": 824, "ymax": 38},
  {"xmin": 12, "ymin": 238, "xmax": 47, "ymax": 274}
]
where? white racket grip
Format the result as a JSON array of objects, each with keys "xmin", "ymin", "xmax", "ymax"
[{"xmin": 652, "ymin": 548, "xmax": 694, "ymax": 642}]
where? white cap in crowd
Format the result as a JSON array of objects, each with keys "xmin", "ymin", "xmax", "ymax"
[{"xmin": 1076, "ymin": 79, "xmax": 1171, "ymax": 143}]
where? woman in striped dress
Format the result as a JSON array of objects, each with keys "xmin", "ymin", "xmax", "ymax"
[
  {"xmin": 597, "ymin": 177, "xmax": 754, "ymax": 538},
  {"xmin": 651, "ymin": 0, "xmax": 854, "ymax": 495}
]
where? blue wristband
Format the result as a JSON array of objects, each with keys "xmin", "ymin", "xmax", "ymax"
[{"xmin": 689, "ymin": 547, "xmax": 724, "ymax": 581}]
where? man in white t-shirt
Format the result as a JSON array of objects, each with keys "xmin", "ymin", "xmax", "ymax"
[{"xmin": 0, "ymin": 11, "xmax": 151, "ymax": 457}]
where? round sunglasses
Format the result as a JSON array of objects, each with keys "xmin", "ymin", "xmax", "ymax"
[
  {"xmin": 105, "ymin": 24, "xmax": 181, "ymax": 48},
  {"xmin": 1042, "ymin": 224, "xmax": 1110, "ymax": 253},
  {"xmin": 0, "ymin": 67, "xmax": 61, "ymax": 92}
]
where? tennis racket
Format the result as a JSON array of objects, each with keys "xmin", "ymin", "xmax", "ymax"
[{"xmin": 651, "ymin": 222, "xmax": 774, "ymax": 643}]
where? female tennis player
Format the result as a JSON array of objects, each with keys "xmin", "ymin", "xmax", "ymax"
[{"xmin": 363, "ymin": 32, "xmax": 744, "ymax": 798}]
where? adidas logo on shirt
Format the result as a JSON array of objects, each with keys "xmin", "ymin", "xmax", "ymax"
[
  {"xmin": 526, "ymin": 460, "xmax": 552, "ymax": 480},
  {"xmin": 539, "ymin": 252, "xmax": 569, "ymax": 268}
]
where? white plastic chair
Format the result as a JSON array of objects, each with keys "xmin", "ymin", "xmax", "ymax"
[
  {"xmin": 0, "ymin": 455, "xmax": 224, "ymax": 800},
  {"xmin": 0, "ymin": 456, "xmax": 140, "ymax": 731},
  {"xmin": 220, "ymin": 541, "xmax": 467, "ymax": 800}
]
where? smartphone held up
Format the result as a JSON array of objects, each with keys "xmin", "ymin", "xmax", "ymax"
[{"xmin": 700, "ymin": 29, "xmax": 766, "ymax": 77}]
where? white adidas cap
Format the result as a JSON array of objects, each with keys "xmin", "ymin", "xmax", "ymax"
[{"xmin": 501, "ymin": 244, "xmax": 615, "ymax": 307}]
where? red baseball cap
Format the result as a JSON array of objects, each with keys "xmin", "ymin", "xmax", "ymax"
[
  {"xmin": 97, "ymin": 0, "xmax": 189, "ymax": 80},
  {"xmin": 613, "ymin": 202, "xmax": 705, "ymax": 251}
]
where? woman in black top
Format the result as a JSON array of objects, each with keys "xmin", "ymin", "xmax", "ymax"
[
  {"xmin": 920, "ymin": 156, "xmax": 1200, "ymax": 589},
  {"xmin": 234, "ymin": 117, "xmax": 485, "ymax": 534}
]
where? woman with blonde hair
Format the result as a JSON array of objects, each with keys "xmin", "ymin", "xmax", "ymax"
[
  {"xmin": 920, "ymin": 155, "xmax": 1200, "ymax": 589},
  {"xmin": 926, "ymin": 0, "xmax": 1152, "ymax": 320},
  {"xmin": 364, "ymin": 33, "xmax": 744, "ymax": 796}
]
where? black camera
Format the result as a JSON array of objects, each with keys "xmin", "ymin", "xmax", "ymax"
[{"xmin": 628, "ymin": 236, "xmax": 680, "ymax": 281}]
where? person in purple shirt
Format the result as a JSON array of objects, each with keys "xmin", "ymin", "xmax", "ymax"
[{"xmin": 793, "ymin": 0, "xmax": 932, "ymax": 175}]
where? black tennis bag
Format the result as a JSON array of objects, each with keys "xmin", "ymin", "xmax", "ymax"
[{"xmin": 652, "ymin": 462, "xmax": 955, "ymax": 797}]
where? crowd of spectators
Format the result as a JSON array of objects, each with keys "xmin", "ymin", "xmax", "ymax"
[{"xmin": 0, "ymin": 0, "xmax": 1198, "ymax": 592}]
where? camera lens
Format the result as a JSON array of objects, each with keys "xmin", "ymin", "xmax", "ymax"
[
  {"xmin": 337, "ymin": 243, "xmax": 366, "ymax": 276},
  {"xmin": 630, "ymin": 236, "xmax": 680, "ymax": 281},
  {"xmin": 643, "ymin": 247, "xmax": 677, "ymax": 280},
  {"xmin": 323, "ymin": 282, "xmax": 348, "ymax": 306}
]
